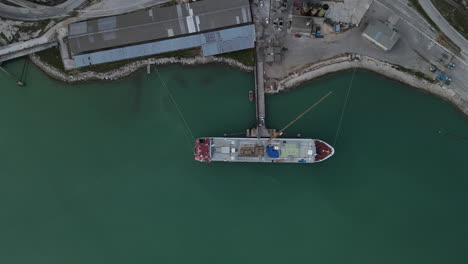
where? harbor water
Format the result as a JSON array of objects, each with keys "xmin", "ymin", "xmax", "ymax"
[{"xmin": 0, "ymin": 60, "xmax": 467, "ymax": 264}]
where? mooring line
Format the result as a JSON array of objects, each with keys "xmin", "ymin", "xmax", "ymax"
[
  {"xmin": 333, "ymin": 68, "xmax": 356, "ymax": 147},
  {"xmin": 439, "ymin": 129, "xmax": 468, "ymax": 142},
  {"xmin": 20, "ymin": 59, "xmax": 28, "ymax": 82},
  {"xmin": 153, "ymin": 66, "xmax": 196, "ymax": 142}
]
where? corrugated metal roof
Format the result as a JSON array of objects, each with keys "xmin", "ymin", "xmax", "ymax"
[
  {"xmin": 73, "ymin": 24, "xmax": 255, "ymax": 68},
  {"xmin": 68, "ymin": 0, "xmax": 251, "ymax": 56},
  {"xmin": 201, "ymin": 25, "xmax": 255, "ymax": 56},
  {"xmin": 362, "ymin": 20, "xmax": 400, "ymax": 51}
]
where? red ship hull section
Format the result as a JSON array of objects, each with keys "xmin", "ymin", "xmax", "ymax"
[{"xmin": 194, "ymin": 138, "xmax": 211, "ymax": 163}]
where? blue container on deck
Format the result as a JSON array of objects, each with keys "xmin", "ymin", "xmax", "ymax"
[{"xmin": 266, "ymin": 146, "xmax": 280, "ymax": 158}]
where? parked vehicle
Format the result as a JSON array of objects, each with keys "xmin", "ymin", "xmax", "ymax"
[
  {"xmin": 448, "ymin": 62, "xmax": 456, "ymax": 70},
  {"xmin": 445, "ymin": 77, "xmax": 452, "ymax": 85},
  {"xmin": 437, "ymin": 72, "xmax": 447, "ymax": 81},
  {"xmin": 429, "ymin": 67, "xmax": 436, "ymax": 72},
  {"xmin": 294, "ymin": 34, "xmax": 302, "ymax": 38},
  {"xmin": 315, "ymin": 27, "xmax": 321, "ymax": 37}
]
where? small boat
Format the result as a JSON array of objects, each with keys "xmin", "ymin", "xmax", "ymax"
[{"xmin": 249, "ymin": 90, "xmax": 254, "ymax": 102}]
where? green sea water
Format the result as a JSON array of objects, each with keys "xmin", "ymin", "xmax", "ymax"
[{"xmin": 0, "ymin": 60, "xmax": 467, "ymax": 264}]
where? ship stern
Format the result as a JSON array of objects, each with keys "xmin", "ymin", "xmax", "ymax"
[{"xmin": 194, "ymin": 138, "xmax": 211, "ymax": 163}]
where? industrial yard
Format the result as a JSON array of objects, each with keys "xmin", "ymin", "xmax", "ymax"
[
  {"xmin": 1, "ymin": 2, "xmax": 468, "ymax": 263},
  {"xmin": 249, "ymin": 0, "xmax": 467, "ymax": 110},
  {"xmin": 0, "ymin": 0, "xmax": 467, "ymax": 116}
]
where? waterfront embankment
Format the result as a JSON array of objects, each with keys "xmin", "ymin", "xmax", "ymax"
[
  {"xmin": 29, "ymin": 53, "xmax": 467, "ymax": 116},
  {"xmin": 275, "ymin": 55, "xmax": 468, "ymax": 116},
  {"xmin": 29, "ymin": 54, "xmax": 253, "ymax": 83}
]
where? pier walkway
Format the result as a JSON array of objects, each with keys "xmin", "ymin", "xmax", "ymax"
[
  {"xmin": 255, "ymin": 61, "xmax": 271, "ymax": 137},
  {"xmin": 248, "ymin": 60, "xmax": 272, "ymax": 138},
  {"xmin": 247, "ymin": 0, "xmax": 272, "ymax": 138}
]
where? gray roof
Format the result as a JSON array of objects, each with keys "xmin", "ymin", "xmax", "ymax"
[
  {"xmin": 362, "ymin": 20, "xmax": 400, "ymax": 50},
  {"xmin": 73, "ymin": 24, "xmax": 255, "ymax": 68},
  {"xmin": 290, "ymin": 16, "xmax": 312, "ymax": 34},
  {"xmin": 68, "ymin": 0, "xmax": 252, "ymax": 55}
]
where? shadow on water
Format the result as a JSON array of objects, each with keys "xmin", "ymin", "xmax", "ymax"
[
  {"xmin": 172, "ymin": 75, "xmax": 188, "ymax": 87},
  {"xmin": 200, "ymin": 75, "xmax": 213, "ymax": 85},
  {"xmin": 130, "ymin": 70, "xmax": 144, "ymax": 113}
]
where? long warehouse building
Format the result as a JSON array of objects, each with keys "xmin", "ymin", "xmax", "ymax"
[{"xmin": 67, "ymin": 0, "xmax": 255, "ymax": 68}]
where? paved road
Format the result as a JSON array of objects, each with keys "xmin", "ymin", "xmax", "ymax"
[
  {"xmin": 4, "ymin": 0, "xmax": 43, "ymax": 9},
  {"xmin": 263, "ymin": 0, "xmax": 468, "ymax": 100},
  {"xmin": 418, "ymin": 0, "xmax": 468, "ymax": 59},
  {"xmin": 77, "ymin": 0, "xmax": 170, "ymax": 18},
  {"xmin": 0, "ymin": 0, "xmax": 170, "ymax": 63},
  {"xmin": 0, "ymin": 0, "xmax": 87, "ymax": 21},
  {"xmin": 0, "ymin": 0, "xmax": 170, "ymax": 21}
]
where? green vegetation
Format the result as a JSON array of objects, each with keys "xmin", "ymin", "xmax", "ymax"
[
  {"xmin": 408, "ymin": 0, "xmax": 441, "ymax": 31},
  {"xmin": 30, "ymin": 0, "xmax": 67, "ymax": 6},
  {"xmin": 392, "ymin": 64, "xmax": 436, "ymax": 83},
  {"xmin": 35, "ymin": 46, "xmax": 255, "ymax": 74},
  {"xmin": 408, "ymin": 0, "xmax": 461, "ymax": 53},
  {"xmin": 216, "ymin": 49, "xmax": 255, "ymax": 67},
  {"xmin": 158, "ymin": 0, "xmax": 178, "ymax": 8},
  {"xmin": 76, "ymin": 48, "xmax": 200, "ymax": 73},
  {"xmin": 432, "ymin": 0, "xmax": 468, "ymax": 39},
  {"xmin": 35, "ymin": 46, "xmax": 65, "ymax": 71},
  {"xmin": 35, "ymin": 47, "xmax": 200, "ymax": 74},
  {"xmin": 0, "ymin": 32, "xmax": 7, "ymax": 45},
  {"xmin": 19, "ymin": 20, "xmax": 51, "ymax": 34}
]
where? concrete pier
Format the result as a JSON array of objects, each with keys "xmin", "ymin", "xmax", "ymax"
[
  {"xmin": 0, "ymin": 41, "xmax": 57, "ymax": 63},
  {"xmin": 254, "ymin": 61, "xmax": 271, "ymax": 138}
]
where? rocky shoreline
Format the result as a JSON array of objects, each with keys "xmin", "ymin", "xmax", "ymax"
[
  {"xmin": 275, "ymin": 55, "xmax": 468, "ymax": 116},
  {"xmin": 29, "ymin": 54, "xmax": 254, "ymax": 83},
  {"xmin": 29, "ymin": 53, "xmax": 467, "ymax": 116}
]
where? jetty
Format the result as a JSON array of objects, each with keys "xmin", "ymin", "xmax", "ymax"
[
  {"xmin": 246, "ymin": 60, "xmax": 277, "ymax": 138},
  {"xmin": 247, "ymin": 60, "xmax": 275, "ymax": 138}
]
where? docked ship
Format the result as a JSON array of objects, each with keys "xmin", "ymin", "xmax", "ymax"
[
  {"xmin": 194, "ymin": 137, "xmax": 334, "ymax": 163},
  {"xmin": 194, "ymin": 91, "xmax": 335, "ymax": 164}
]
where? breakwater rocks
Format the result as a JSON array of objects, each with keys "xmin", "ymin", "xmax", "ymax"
[
  {"xmin": 275, "ymin": 55, "xmax": 468, "ymax": 116},
  {"xmin": 29, "ymin": 54, "xmax": 253, "ymax": 83}
]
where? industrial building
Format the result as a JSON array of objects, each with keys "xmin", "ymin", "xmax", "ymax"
[
  {"xmin": 288, "ymin": 2, "xmax": 329, "ymax": 36},
  {"xmin": 66, "ymin": 0, "xmax": 255, "ymax": 68},
  {"xmin": 362, "ymin": 20, "xmax": 400, "ymax": 51},
  {"xmin": 323, "ymin": 0, "xmax": 374, "ymax": 25}
]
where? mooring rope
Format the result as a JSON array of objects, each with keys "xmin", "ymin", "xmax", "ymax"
[
  {"xmin": 438, "ymin": 129, "xmax": 468, "ymax": 142},
  {"xmin": 20, "ymin": 59, "xmax": 28, "ymax": 82},
  {"xmin": 333, "ymin": 68, "xmax": 356, "ymax": 147},
  {"xmin": 153, "ymin": 66, "xmax": 196, "ymax": 142}
]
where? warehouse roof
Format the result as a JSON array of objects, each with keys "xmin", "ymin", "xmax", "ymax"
[
  {"xmin": 68, "ymin": 0, "xmax": 252, "ymax": 55},
  {"xmin": 73, "ymin": 24, "xmax": 255, "ymax": 68},
  {"xmin": 362, "ymin": 20, "xmax": 400, "ymax": 51}
]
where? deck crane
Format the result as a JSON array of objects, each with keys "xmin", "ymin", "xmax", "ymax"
[{"xmin": 267, "ymin": 91, "xmax": 332, "ymax": 143}]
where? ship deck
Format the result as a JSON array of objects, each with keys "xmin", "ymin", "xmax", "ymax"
[{"xmin": 210, "ymin": 137, "xmax": 317, "ymax": 163}]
